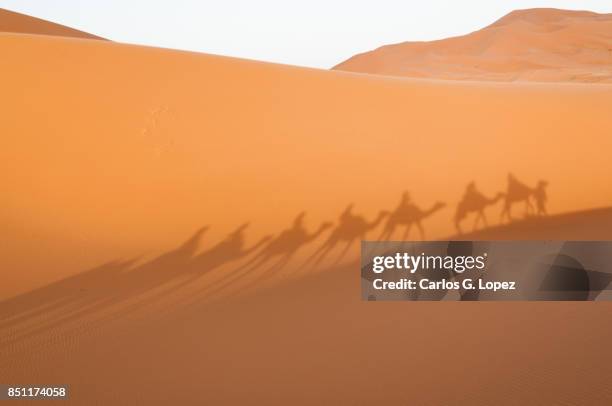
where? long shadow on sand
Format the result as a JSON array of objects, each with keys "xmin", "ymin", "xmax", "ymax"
[
  {"xmin": 179, "ymin": 212, "xmax": 332, "ymax": 302},
  {"xmin": 1, "ymin": 182, "xmax": 580, "ymax": 348},
  {"xmin": 0, "ymin": 224, "xmax": 268, "ymax": 346}
]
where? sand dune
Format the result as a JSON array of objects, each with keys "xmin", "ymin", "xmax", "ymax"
[
  {"xmin": 1, "ymin": 10, "xmax": 612, "ymax": 405},
  {"xmin": 0, "ymin": 8, "xmax": 104, "ymax": 39},
  {"xmin": 1, "ymin": 32, "xmax": 612, "ymax": 300},
  {"xmin": 334, "ymin": 8, "xmax": 612, "ymax": 83}
]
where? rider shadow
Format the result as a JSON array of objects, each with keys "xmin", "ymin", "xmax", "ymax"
[
  {"xmin": 454, "ymin": 181, "xmax": 504, "ymax": 234},
  {"xmin": 303, "ymin": 204, "xmax": 388, "ymax": 268},
  {"xmin": 198, "ymin": 211, "xmax": 332, "ymax": 299},
  {"xmin": 501, "ymin": 173, "xmax": 548, "ymax": 223},
  {"xmin": 379, "ymin": 192, "xmax": 446, "ymax": 241}
]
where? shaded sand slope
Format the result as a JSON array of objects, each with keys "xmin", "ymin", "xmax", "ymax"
[
  {"xmin": 452, "ymin": 206, "xmax": 612, "ymax": 240},
  {"xmin": 1, "ymin": 208, "xmax": 612, "ymax": 405},
  {"xmin": 0, "ymin": 8, "xmax": 104, "ymax": 39},
  {"xmin": 1, "ymin": 32, "xmax": 612, "ymax": 299},
  {"xmin": 334, "ymin": 8, "xmax": 612, "ymax": 83}
]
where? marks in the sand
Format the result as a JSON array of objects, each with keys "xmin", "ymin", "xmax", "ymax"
[{"xmin": 140, "ymin": 104, "xmax": 176, "ymax": 156}]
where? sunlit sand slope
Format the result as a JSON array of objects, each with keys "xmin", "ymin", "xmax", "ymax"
[{"xmin": 1, "ymin": 32, "xmax": 611, "ymax": 299}]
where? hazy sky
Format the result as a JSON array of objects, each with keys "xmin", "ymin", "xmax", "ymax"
[{"xmin": 1, "ymin": 1, "xmax": 611, "ymax": 68}]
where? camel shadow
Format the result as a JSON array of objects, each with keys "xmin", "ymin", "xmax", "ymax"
[
  {"xmin": 0, "ymin": 174, "xmax": 554, "ymax": 345},
  {"xmin": 79, "ymin": 225, "xmax": 209, "ymax": 317},
  {"xmin": 501, "ymin": 173, "xmax": 548, "ymax": 223},
  {"xmin": 62, "ymin": 222, "xmax": 270, "ymax": 320},
  {"xmin": 0, "ymin": 226, "xmax": 211, "ymax": 347},
  {"xmin": 303, "ymin": 204, "xmax": 388, "ymax": 268},
  {"xmin": 142, "ymin": 223, "xmax": 272, "ymax": 303},
  {"xmin": 0, "ymin": 224, "xmax": 270, "ymax": 346},
  {"xmin": 455, "ymin": 181, "xmax": 504, "ymax": 234},
  {"xmin": 198, "ymin": 211, "xmax": 332, "ymax": 299},
  {"xmin": 379, "ymin": 192, "xmax": 446, "ymax": 240}
]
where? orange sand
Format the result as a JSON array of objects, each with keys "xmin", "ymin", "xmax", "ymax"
[
  {"xmin": 334, "ymin": 8, "xmax": 612, "ymax": 83},
  {"xmin": 2, "ymin": 209, "xmax": 612, "ymax": 405},
  {"xmin": 0, "ymin": 8, "xmax": 104, "ymax": 40},
  {"xmin": 1, "ymin": 32, "xmax": 611, "ymax": 299},
  {"xmin": 1, "ymin": 9, "xmax": 612, "ymax": 405}
]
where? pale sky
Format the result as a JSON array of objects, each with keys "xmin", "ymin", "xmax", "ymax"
[{"xmin": 1, "ymin": 0, "xmax": 611, "ymax": 68}]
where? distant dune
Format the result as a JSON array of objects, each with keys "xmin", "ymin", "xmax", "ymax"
[
  {"xmin": 334, "ymin": 8, "xmax": 612, "ymax": 83},
  {"xmin": 0, "ymin": 8, "xmax": 104, "ymax": 39}
]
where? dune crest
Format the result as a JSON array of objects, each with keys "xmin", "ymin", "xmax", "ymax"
[{"xmin": 333, "ymin": 8, "xmax": 612, "ymax": 83}]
